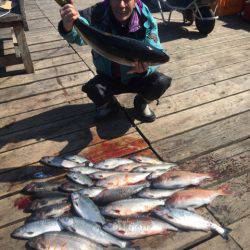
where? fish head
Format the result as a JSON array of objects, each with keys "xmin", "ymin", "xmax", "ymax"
[
  {"xmin": 28, "ymin": 235, "xmax": 47, "ymax": 249},
  {"xmin": 11, "ymin": 226, "xmax": 36, "ymax": 239}
]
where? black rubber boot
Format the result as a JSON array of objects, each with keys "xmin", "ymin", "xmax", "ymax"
[
  {"xmin": 134, "ymin": 95, "xmax": 156, "ymax": 123},
  {"xmin": 94, "ymin": 96, "xmax": 120, "ymax": 121}
]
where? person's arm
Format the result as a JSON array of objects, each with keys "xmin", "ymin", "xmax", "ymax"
[
  {"xmin": 58, "ymin": 0, "xmax": 89, "ymax": 46},
  {"xmin": 143, "ymin": 5, "xmax": 165, "ymax": 76}
]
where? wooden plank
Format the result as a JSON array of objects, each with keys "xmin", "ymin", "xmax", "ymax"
[
  {"xmin": 0, "ymin": 222, "xmax": 26, "ymax": 250},
  {"xmin": 164, "ymin": 60, "xmax": 250, "ymax": 98},
  {"xmin": 26, "ymin": 18, "xmax": 53, "ymax": 30},
  {"xmin": 26, "ymin": 33, "xmax": 63, "ymax": 45},
  {"xmin": 207, "ymin": 173, "xmax": 250, "ymax": 226},
  {"xmin": 0, "ymin": 128, "xmax": 145, "ymax": 170},
  {"xmin": 0, "ymin": 61, "xmax": 88, "ymax": 89},
  {"xmin": 192, "ymin": 235, "xmax": 241, "ymax": 250},
  {"xmin": 120, "ymin": 73, "xmax": 250, "ymax": 117},
  {"xmin": 0, "ymin": 98, "xmax": 85, "ymax": 135},
  {"xmin": 230, "ymin": 215, "xmax": 250, "ymax": 249},
  {"xmin": 138, "ymin": 91, "xmax": 249, "ymax": 142},
  {"xmin": 166, "ymin": 38, "xmax": 250, "ymax": 67},
  {"xmin": 0, "ymin": 84, "xmax": 90, "ymax": 118},
  {"xmin": 0, "ymin": 193, "xmax": 30, "ymax": 228},
  {"xmin": 161, "ymin": 48, "xmax": 250, "ymax": 79},
  {"xmin": 33, "ymin": 53, "xmax": 82, "ymax": 70},
  {"xmin": 0, "ymin": 70, "xmax": 91, "ymax": 104},
  {"xmin": 0, "ymin": 107, "xmax": 134, "ymax": 155},
  {"xmin": 29, "ymin": 40, "xmax": 68, "ymax": 53},
  {"xmin": 152, "ymin": 111, "xmax": 250, "ymax": 162},
  {"xmin": 31, "ymin": 46, "xmax": 75, "ymax": 61}
]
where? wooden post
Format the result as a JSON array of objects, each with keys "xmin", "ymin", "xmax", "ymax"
[{"xmin": 13, "ymin": 24, "xmax": 34, "ymax": 73}]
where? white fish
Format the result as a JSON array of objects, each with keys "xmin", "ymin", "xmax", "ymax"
[
  {"xmin": 94, "ymin": 158, "xmax": 134, "ymax": 170},
  {"xmin": 153, "ymin": 207, "xmax": 231, "ymax": 239}
]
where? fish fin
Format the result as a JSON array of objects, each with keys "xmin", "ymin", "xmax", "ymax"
[
  {"xmin": 220, "ymin": 227, "xmax": 232, "ymax": 240},
  {"xmin": 218, "ymin": 184, "xmax": 232, "ymax": 195}
]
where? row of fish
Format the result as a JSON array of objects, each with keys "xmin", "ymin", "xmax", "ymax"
[{"xmin": 12, "ymin": 155, "xmax": 232, "ymax": 249}]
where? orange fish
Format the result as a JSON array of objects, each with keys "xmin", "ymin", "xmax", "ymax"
[{"xmin": 166, "ymin": 184, "xmax": 231, "ymax": 210}]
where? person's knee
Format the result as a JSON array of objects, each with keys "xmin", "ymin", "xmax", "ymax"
[
  {"xmin": 147, "ymin": 73, "xmax": 172, "ymax": 100},
  {"xmin": 157, "ymin": 73, "xmax": 172, "ymax": 92}
]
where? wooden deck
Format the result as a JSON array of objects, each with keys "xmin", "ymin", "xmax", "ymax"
[{"xmin": 0, "ymin": 0, "xmax": 249, "ymax": 249}]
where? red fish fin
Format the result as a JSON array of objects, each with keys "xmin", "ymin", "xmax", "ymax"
[{"xmin": 218, "ymin": 184, "xmax": 232, "ymax": 195}]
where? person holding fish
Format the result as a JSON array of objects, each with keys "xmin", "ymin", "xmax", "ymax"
[{"xmin": 59, "ymin": 0, "xmax": 171, "ymax": 122}]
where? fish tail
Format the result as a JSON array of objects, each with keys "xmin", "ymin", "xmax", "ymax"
[
  {"xmin": 220, "ymin": 227, "xmax": 232, "ymax": 240},
  {"xmin": 212, "ymin": 223, "xmax": 232, "ymax": 240},
  {"xmin": 218, "ymin": 184, "xmax": 232, "ymax": 195}
]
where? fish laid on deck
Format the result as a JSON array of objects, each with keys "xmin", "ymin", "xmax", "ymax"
[{"xmin": 12, "ymin": 154, "xmax": 233, "ymax": 249}]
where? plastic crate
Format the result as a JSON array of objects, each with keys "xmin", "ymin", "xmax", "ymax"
[{"xmin": 214, "ymin": 0, "xmax": 244, "ymax": 16}]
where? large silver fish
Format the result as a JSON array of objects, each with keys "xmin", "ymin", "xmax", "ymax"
[
  {"xmin": 40, "ymin": 156, "xmax": 83, "ymax": 168},
  {"xmin": 94, "ymin": 182, "xmax": 150, "ymax": 204},
  {"xmin": 114, "ymin": 162, "xmax": 150, "ymax": 172},
  {"xmin": 130, "ymin": 156, "xmax": 163, "ymax": 165},
  {"xmin": 28, "ymin": 231, "xmax": 103, "ymax": 250},
  {"xmin": 28, "ymin": 202, "xmax": 71, "ymax": 221},
  {"xmin": 132, "ymin": 163, "xmax": 177, "ymax": 173},
  {"xmin": 11, "ymin": 219, "xmax": 62, "ymax": 239},
  {"xmin": 22, "ymin": 182, "xmax": 60, "ymax": 194},
  {"xmin": 96, "ymin": 172, "xmax": 150, "ymax": 188},
  {"xmin": 64, "ymin": 155, "xmax": 94, "ymax": 167},
  {"xmin": 60, "ymin": 181, "xmax": 85, "ymax": 192},
  {"xmin": 59, "ymin": 217, "xmax": 128, "ymax": 248},
  {"xmin": 55, "ymin": 1, "xmax": 169, "ymax": 66},
  {"xmin": 103, "ymin": 217, "xmax": 178, "ymax": 240},
  {"xmin": 153, "ymin": 207, "xmax": 231, "ymax": 239},
  {"xmin": 94, "ymin": 158, "xmax": 135, "ymax": 170},
  {"xmin": 89, "ymin": 171, "xmax": 123, "ymax": 180},
  {"xmin": 101, "ymin": 198, "xmax": 165, "ymax": 218},
  {"xmin": 137, "ymin": 188, "xmax": 181, "ymax": 199},
  {"xmin": 69, "ymin": 166, "xmax": 99, "ymax": 175},
  {"xmin": 77, "ymin": 187, "xmax": 104, "ymax": 198},
  {"xmin": 71, "ymin": 192, "xmax": 105, "ymax": 225},
  {"xmin": 29, "ymin": 196, "xmax": 69, "ymax": 211},
  {"xmin": 67, "ymin": 172, "xmax": 93, "ymax": 186}
]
